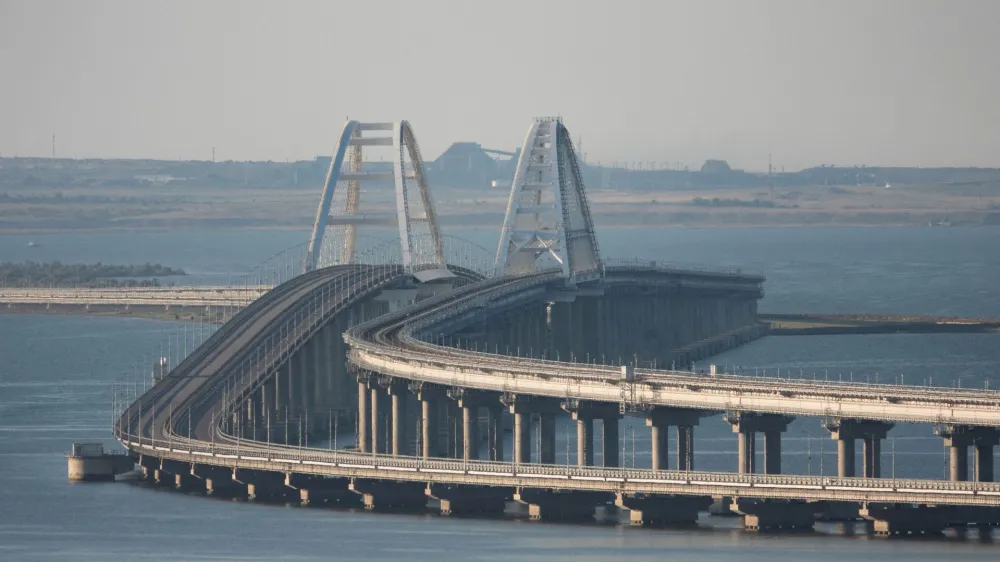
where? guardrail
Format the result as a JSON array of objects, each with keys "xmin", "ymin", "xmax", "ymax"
[{"xmin": 116, "ymin": 426, "xmax": 1000, "ymax": 508}]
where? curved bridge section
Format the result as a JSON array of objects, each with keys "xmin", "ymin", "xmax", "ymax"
[{"xmin": 118, "ymin": 264, "xmax": 1000, "ymax": 535}]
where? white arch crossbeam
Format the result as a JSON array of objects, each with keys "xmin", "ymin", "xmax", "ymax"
[
  {"xmin": 306, "ymin": 120, "xmax": 447, "ymax": 277},
  {"xmin": 495, "ymin": 118, "xmax": 602, "ymax": 283}
]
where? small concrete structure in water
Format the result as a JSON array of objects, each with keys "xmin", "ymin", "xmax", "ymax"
[{"xmin": 67, "ymin": 443, "xmax": 135, "ymax": 482}]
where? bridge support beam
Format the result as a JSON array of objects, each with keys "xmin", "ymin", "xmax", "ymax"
[
  {"xmin": 426, "ymin": 484, "xmax": 510, "ymax": 516},
  {"xmin": 825, "ymin": 419, "xmax": 894, "ymax": 478},
  {"xmin": 388, "ymin": 380, "xmax": 409, "ymax": 456},
  {"xmin": 732, "ymin": 499, "xmax": 815, "ymax": 532},
  {"xmin": 285, "ymin": 473, "xmax": 357, "ymax": 506},
  {"xmin": 563, "ymin": 400, "xmax": 620, "ymax": 467},
  {"xmin": 860, "ymin": 504, "xmax": 957, "ymax": 536},
  {"xmin": 190, "ymin": 464, "xmax": 240, "ymax": 496},
  {"xmin": 349, "ymin": 479, "xmax": 427, "ymax": 512},
  {"xmin": 233, "ymin": 469, "xmax": 292, "ymax": 501},
  {"xmin": 505, "ymin": 395, "xmax": 561, "ymax": 465},
  {"xmin": 357, "ymin": 373, "xmax": 370, "ymax": 454},
  {"xmin": 615, "ymin": 493, "xmax": 710, "ymax": 526},
  {"xmin": 647, "ymin": 407, "xmax": 706, "ymax": 471},
  {"xmin": 412, "ymin": 382, "xmax": 444, "ymax": 459},
  {"xmin": 450, "ymin": 389, "xmax": 498, "ymax": 461},
  {"xmin": 487, "ymin": 405, "xmax": 504, "ymax": 462},
  {"xmin": 539, "ymin": 413, "xmax": 556, "ymax": 464},
  {"xmin": 727, "ymin": 412, "xmax": 793, "ymax": 475},
  {"xmin": 514, "ymin": 489, "xmax": 611, "ymax": 522},
  {"xmin": 936, "ymin": 425, "xmax": 1000, "ymax": 482}
]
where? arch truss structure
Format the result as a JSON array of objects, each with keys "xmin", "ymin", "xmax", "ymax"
[
  {"xmin": 306, "ymin": 120, "xmax": 448, "ymax": 279},
  {"xmin": 495, "ymin": 117, "xmax": 602, "ymax": 284}
]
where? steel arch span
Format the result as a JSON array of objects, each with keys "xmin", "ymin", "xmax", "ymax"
[
  {"xmin": 495, "ymin": 117, "xmax": 602, "ymax": 284},
  {"xmin": 305, "ymin": 120, "xmax": 447, "ymax": 278}
]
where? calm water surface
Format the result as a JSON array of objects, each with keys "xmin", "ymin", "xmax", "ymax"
[{"xmin": 1, "ymin": 226, "xmax": 999, "ymax": 560}]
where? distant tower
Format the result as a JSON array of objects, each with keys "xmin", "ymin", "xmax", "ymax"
[{"xmin": 51, "ymin": 134, "xmax": 55, "ymax": 159}]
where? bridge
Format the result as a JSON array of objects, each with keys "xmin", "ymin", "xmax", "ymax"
[{"xmin": 113, "ymin": 118, "xmax": 1000, "ymax": 537}]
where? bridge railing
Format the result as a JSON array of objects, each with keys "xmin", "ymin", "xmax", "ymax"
[
  {"xmin": 113, "ymin": 424, "xmax": 1000, "ymax": 498},
  {"xmin": 341, "ymin": 266, "xmax": 1000, "ymax": 415}
]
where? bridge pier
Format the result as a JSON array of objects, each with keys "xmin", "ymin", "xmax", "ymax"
[
  {"xmin": 615, "ymin": 493, "xmax": 709, "ymax": 526},
  {"xmin": 357, "ymin": 373, "xmax": 370, "ymax": 454},
  {"xmin": 514, "ymin": 488, "xmax": 610, "ymax": 522},
  {"xmin": 388, "ymin": 380, "xmax": 409, "ymax": 456},
  {"xmin": 824, "ymin": 419, "xmax": 894, "ymax": 478},
  {"xmin": 487, "ymin": 405, "xmax": 504, "ymax": 461},
  {"xmin": 426, "ymin": 484, "xmax": 509, "ymax": 516},
  {"xmin": 731, "ymin": 499, "xmax": 815, "ymax": 532},
  {"xmin": 936, "ymin": 425, "xmax": 999, "ymax": 482},
  {"xmin": 563, "ymin": 400, "xmax": 620, "ymax": 467},
  {"xmin": 349, "ymin": 479, "xmax": 427, "ymax": 511},
  {"xmin": 450, "ymin": 389, "xmax": 496, "ymax": 461},
  {"xmin": 539, "ymin": 413, "xmax": 556, "ymax": 464},
  {"xmin": 412, "ymin": 382, "xmax": 444, "ymax": 459},
  {"xmin": 727, "ymin": 412, "xmax": 793, "ymax": 474},
  {"xmin": 505, "ymin": 395, "xmax": 560, "ymax": 465},
  {"xmin": 190, "ymin": 464, "xmax": 240, "ymax": 496},
  {"xmin": 233, "ymin": 469, "xmax": 293, "ymax": 501},
  {"xmin": 646, "ymin": 407, "xmax": 706, "ymax": 471},
  {"xmin": 284, "ymin": 473, "xmax": 357, "ymax": 506}
]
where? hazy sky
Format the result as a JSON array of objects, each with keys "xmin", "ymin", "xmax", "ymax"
[{"xmin": 2, "ymin": 0, "xmax": 998, "ymax": 170}]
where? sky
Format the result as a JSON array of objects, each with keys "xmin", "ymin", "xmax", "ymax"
[{"xmin": 1, "ymin": 0, "xmax": 998, "ymax": 171}]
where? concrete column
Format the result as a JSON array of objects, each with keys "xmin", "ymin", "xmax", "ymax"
[
  {"xmin": 391, "ymin": 389, "xmax": 407, "ymax": 456},
  {"xmin": 487, "ymin": 406, "xmax": 503, "ymax": 461},
  {"xmin": 603, "ymin": 417, "xmax": 619, "ymax": 468},
  {"xmin": 938, "ymin": 425, "xmax": 999, "ymax": 483},
  {"xmin": 421, "ymin": 398, "xmax": 435, "ymax": 459},
  {"xmin": 514, "ymin": 411, "xmax": 531, "ymax": 464},
  {"xmin": 462, "ymin": 406, "xmax": 479, "ymax": 461},
  {"xmin": 976, "ymin": 445, "xmax": 994, "ymax": 483},
  {"xmin": 577, "ymin": 418, "xmax": 594, "ymax": 467},
  {"xmin": 863, "ymin": 435, "xmax": 882, "ymax": 478},
  {"xmin": 763, "ymin": 430, "xmax": 781, "ymax": 475},
  {"xmin": 370, "ymin": 386, "xmax": 381, "ymax": 454},
  {"xmin": 297, "ymin": 348, "xmax": 310, "ymax": 414},
  {"xmin": 287, "ymin": 362, "xmax": 299, "ymax": 416},
  {"xmin": 826, "ymin": 419, "xmax": 892, "ymax": 479},
  {"xmin": 678, "ymin": 425, "xmax": 695, "ymax": 471},
  {"xmin": 649, "ymin": 422, "xmax": 669, "ymax": 471},
  {"xmin": 837, "ymin": 438, "xmax": 855, "ymax": 478},
  {"xmin": 357, "ymin": 379, "xmax": 369, "ymax": 454},
  {"xmin": 738, "ymin": 431, "xmax": 756, "ymax": 474},
  {"xmin": 539, "ymin": 413, "xmax": 556, "ymax": 464},
  {"xmin": 950, "ymin": 444, "xmax": 969, "ymax": 482}
]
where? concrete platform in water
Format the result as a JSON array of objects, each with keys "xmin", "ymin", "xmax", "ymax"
[{"xmin": 67, "ymin": 443, "xmax": 135, "ymax": 482}]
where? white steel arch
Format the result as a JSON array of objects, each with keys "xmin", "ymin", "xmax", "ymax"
[
  {"xmin": 306, "ymin": 120, "xmax": 447, "ymax": 277},
  {"xmin": 495, "ymin": 118, "xmax": 602, "ymax": 283}
]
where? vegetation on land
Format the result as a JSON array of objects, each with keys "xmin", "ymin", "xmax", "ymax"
[{"xmin": 0, "ymin": 261, "xmax": 185, "ymax": 288}]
